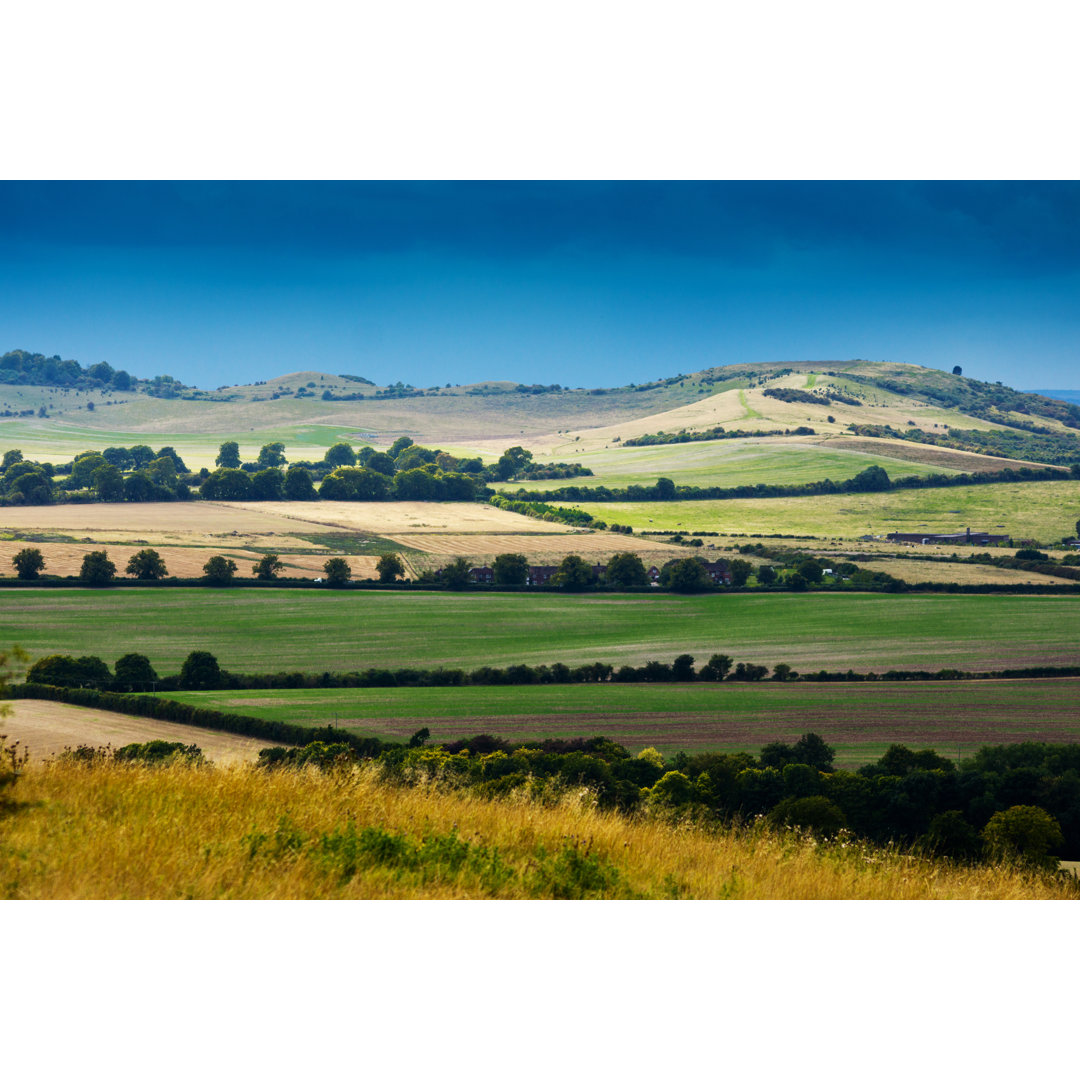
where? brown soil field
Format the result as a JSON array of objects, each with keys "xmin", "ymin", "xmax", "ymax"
[
  {"xmin": 221, "ymin": 500, "xmax": 581, "ymax": 533},
  {"xmin": 3, "ymin": 700, "xmax": 277, "ymax": 764},
  {"xmin": 386, "ymin": 531, "xmax": 674, "ymax": 556}
]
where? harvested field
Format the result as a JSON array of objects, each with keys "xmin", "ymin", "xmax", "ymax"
[
  {"xmin": 0, "ymin": 540, "xmax": 263, "ymax": 578},
  {"xmin": 2, "ymin": 699, "xmax": 277, "ymax": 764},
  {"xmin": 274, "ymin": 553, "xmax": 404, "ymax": 580},
  {"xmin": 218, "ymin": 500, "xmax": 580, "ymax": 533},
  {"xmin": 852, "ymin": 558, "xmax": 1079, "ymax": 587},
  {"xmin": 384, "ymin": 531, "xmax": 673, "ymax": 556}
]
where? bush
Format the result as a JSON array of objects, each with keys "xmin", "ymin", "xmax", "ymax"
[
  {"xmin": 768, "ymin": 795, "xmax": 847, "ymax": 837},
  {"xmin": 981, "ymin": 805, "xmax": 1064, "ymax": 869}
]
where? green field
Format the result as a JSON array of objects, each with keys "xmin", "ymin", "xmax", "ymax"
[
  {"xmin": 159, "ymin": 677, "xmax": 1080, "ymax": 766},
  {"xmin": 493, "ymin": 439, "xmax": 956, "ymax": 492},
  {"xmin": 4, "ymin": 589, "xmax": 1079, "ymax": 674},
  {"xmin": 556, "ymin": 480, "xmax": 1080, "ymax": 541}
]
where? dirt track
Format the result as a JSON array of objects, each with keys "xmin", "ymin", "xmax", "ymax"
[{"xmin": 2, "ymin": 700, "xmax": 279, "ymax": 764}]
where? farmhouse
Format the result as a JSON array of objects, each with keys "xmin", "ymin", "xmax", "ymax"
[
  {"xmin": 702, "ymin": 559, "xmax": 733, "ymax": 585},
  {"xmin": 886, "ymin": 526, "xmax": 1011, "ymax": 546}
]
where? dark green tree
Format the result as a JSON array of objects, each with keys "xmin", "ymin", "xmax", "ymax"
[
  {"xmin": 553, "ymin": 554, "xmax": 595, "ymax": 591},
  {"xmin": 376, "ymin": 553, "xmax": 405, "ymax": 582},
  {"xmin": 365, "ymin": 452, "xmax": 396, "ymax": 476},
  {"xmin": 387, "ymin": 436, "xmax": 414, "ymax": 459},
  {"xmin": 251, "ymin": 468, "xmax": 285, "ymax": 501},
  {"xmin": 981, "ymin": 805, "xmax": 1064, "ymax": 869},
  {"xmin": 492, "ymin": 553, "xmax": 529, "ymax": 585},
  {"xmin": 27, "ymin": 654, "xmax": 111, "ymax": 688},
  {"xmin": 324, "ymin": 443, "xmax": 357, "ymax": 467},
  {"xmin": 441, "ymin": 557, "xmax": 472, "ymax": 587},
  {"xmin": 768, "ymin": 795, "xmax": 847, "ymax": 837},
  {"xmin": 252, "ymin": 554, "xmax": 282, "ymax": 580},
  {"xmin": 92, "ymin": 463, "xmax": 125, "ymax": 501},
  {"xmin": 125, "ymin": 548, "xmax": 168, "ymax": 580},
  {"xmin": 660, "ymin": 558, "xmax": 712, "ymax": 593},
  {"xmin": 200, "ymin": 468, "xmax": 253, "ymax": 500},
  {"xmin": 179, "ymin": 650, "xmax": 223, "ymax": 690},
  {"xmin": 672, "ymin": 654, "xmax": 696, "ymax": 681},
  {"xmin": 257, "ymin": 442, "xmax": 286, "ymax": 468},
  {"xmin": 80, "ymin": 550, "xmax": 117, "ymax": 586},
  {"xmin": 729, "ymin": 558, "xmax": 752, "ymax": 586},
  {"xmin": 495, "ymin": 445, "xmax": 533, "ymax": 481},
  {"xmin": 323, "ymin": 557, "xmax": 352, "ymax": 585},
  {"xmin": 12, "ymin": 547, "xmax": 45, "ymax": 580},
  {"xmin": 796, "ymin": 558, "xmax": 823, "ymax": 583},
  {"xmin": 113, "ymin": 653, "xmax": 159, "ymax": 692},
  {"xmin": 919, "ymin": 811, "xmax": 982, "ymax": 861},
  {"xmin": 604, "ymin": 552, "xmax": 649, "ymax": 587},
  {"xmin": 756, "ymin": 564, "xmax": 777, "ymax": 586},
  {"xmin": 203, "ymin": 555, "xmax": 238, "ymax": 584},
  {"xmin": 216, "ymin": 441, "xmax": 241, "ymax": 468},
  {"xmin": 699, "ymin": 653, "xmax": 733, "ymax": 681},
  {"xmin": 653, "ymin": 477, "xmax": 676, "ymax": 500},
  {"xmin": 952, "ymin": 365, "xmax": 963, "ymax": 376},
  {"xmin": 284, "ymin": 465, "xmax": 318, "ymax": 500}
]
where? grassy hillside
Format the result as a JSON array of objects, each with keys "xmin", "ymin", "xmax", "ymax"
[{"xmin": 2, "ymin": 759, "xmax": 1072, "ymax": 898}]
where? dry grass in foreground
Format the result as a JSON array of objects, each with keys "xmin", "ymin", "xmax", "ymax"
[{"xmin": 2, "ymin": 760, "xmax": 1076, "ymax": 900}]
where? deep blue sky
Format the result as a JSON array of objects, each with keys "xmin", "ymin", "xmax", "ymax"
[{"xmin": 2, "ymin": 181, "xmax": 1077, "ymax": 390}]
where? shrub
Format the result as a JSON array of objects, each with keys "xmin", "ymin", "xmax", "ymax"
[{"xmin": 981, "ymin": 805, "xmax": 1064, "ymax": 869}]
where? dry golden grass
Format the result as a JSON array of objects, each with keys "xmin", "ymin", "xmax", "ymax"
[
  {"xmin": 2, "ymin": 700, "xmax": 277, "ymax": 764},
  {"xmin": 2, "ymin": 760, "xmax": 1074, "ymax": 899},
  {"xmin": 386, "ymin": 531, "xmax": 673, "ymax": 556},
  {"xmin": 816, "ymin": 435, "xmax": 1055, "ymax": 474}
]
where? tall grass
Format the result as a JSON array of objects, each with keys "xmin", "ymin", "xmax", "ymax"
[{"xmin": 2, "ymin": 760, "xmax": 1075, "ymax": 899}]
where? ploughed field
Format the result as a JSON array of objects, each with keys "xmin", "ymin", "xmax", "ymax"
[
  {"xmin": 157, "ymin": 678, "xmax": 1080, "ymax": 767},
  {"xmin": 4, "ymin": 589, "xmax": 1079, "ymax": 675}
]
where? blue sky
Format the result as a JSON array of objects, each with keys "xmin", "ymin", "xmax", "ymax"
[{"xmin": 1, "ymin": 181, "xmax": 1077, "ymax": 390}]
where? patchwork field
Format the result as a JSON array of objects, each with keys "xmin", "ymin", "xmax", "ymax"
[
  {"xmin": 3, "ymin": 699, "xmax": 277, "ymax": 763},
  {"xmin": 157, "ymin": 678, "xmax": 1080, "ymax": 766},
  {"xmin": 3, "ymin": 590, "xmax": 1078, "ymax": 675},
  {"xmin": 849, "ymin": 557, "xmax": 1079, "ymax": 587},
  {"xmin": 558, "ymin": 480, "xmax": 1080, "ymax": 542}
]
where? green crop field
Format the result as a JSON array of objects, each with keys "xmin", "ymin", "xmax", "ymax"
[
  {"xmin": 493, "ymin": 438, "xmax": 957, "ymax": 492},
  {"xmin": 556, "ymin": 480, "xmax": 1080, "ymax": 541},
  {"xmin": 3, "ymin": 589, "xmax": 1079, "ymax": 674},
  {"xmin": 158, "ymin": 677, "xmax": 1080, "ymax": 766}
]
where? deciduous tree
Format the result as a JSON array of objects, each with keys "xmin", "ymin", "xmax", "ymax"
[
  {"xmin": 323, "ymin": 557, "xmax": 352, "ymax": 585},
  {"xmin": 203, "ymin": 555, "xmax": 238, "ymax": 584},
  {"xmin": 252, "ymin": 554, "xmax": 282, "ymax": 580},
  {"xmin": 376, "ymin": 553, "xmax": 405, "ymax": 582},
  {"xmin": 125, "ymin": 548, "xmax": 168, "ymax": 580},
  {"xmin": 80, "ymin": 550, "xmax": 117, "ymax": 586},
  {"xmin": 12, "ymin": 547, "xmax": 45, "ymax": 580}
]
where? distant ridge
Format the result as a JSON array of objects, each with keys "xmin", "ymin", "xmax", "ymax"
[{"xmin": 1028, "ymin": 389, "xmax": 1080, "ymax": 406}]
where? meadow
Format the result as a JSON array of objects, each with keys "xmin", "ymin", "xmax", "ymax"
[
  {"xmin": 158, "ymin": 677, "xmax": 1080, "ymax": 766},
  {"xmin": 2, "ymin": 758, "xmax": 1073, "ymax": 899},
  {"xmin": 3, "ymin": 589, "xmax": 1078, "ymax": 674},
  {"xmin": 557, "ymin": 480, "xmax": 1080, "ymax": 541}
]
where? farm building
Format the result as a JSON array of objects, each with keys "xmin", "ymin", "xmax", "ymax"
[{"xmin": 886, "ymin": 527, "xmax": 1011, "ymax": 546}]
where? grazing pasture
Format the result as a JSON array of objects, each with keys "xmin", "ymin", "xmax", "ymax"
[
  {"xmin": 3, "ymin": 590, "xmax": 1078, "ymax": 675},
  {"xmin": 557, "ymin": 480, "xmax": 1080, "ymax": 541},
  {"xmin": 160, "ymin": 677, "xmax": 1080, "ymax": 766}
]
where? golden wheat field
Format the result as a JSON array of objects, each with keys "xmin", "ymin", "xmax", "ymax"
[{"xmin": 2, "ymin": 759, "xmax": 1074, "ymax": 899}]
